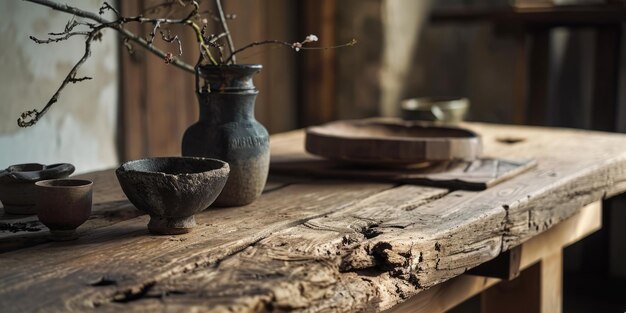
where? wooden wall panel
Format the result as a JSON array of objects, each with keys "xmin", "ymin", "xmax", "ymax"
[
  {"xmin": 299, "ymin": 0, "xmax": 338, "ymax": 126},
  {"xmin": 120, "ymin": 0, "xmax": 148, "ymax": 161},
  {"xmin": 120, "ymin": 0, "xmax": 200, "ymax": 160},
  {"xmin": 264, "ymin": 0, "xmax": 297, "ymax": 133}
]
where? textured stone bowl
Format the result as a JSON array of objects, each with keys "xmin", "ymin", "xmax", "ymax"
[{"xmin": 115, "ymin": 157, "xmax": 229, "ymax": 235}]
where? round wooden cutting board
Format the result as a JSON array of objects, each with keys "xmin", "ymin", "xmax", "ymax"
[{"xmin": 305, "ymin": 118, "xmax": 482, "ymax": 166}]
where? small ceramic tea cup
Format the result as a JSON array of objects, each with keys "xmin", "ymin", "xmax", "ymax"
[
  {"xmin": 400, "ymin": 97, "xmax": 469, "ymax": 124},
  {"xmin": 35, "ymin": 179, "xmax": 93, "ymax": 241}
]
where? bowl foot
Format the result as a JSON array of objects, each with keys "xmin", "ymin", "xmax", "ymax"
[
  {"xmin": 49, "ymin": 229, "xmax": 78, "ymax": 241},
  {"xmin": 148, "ymin": 216, "xmax": 196, "ymax": 235}
]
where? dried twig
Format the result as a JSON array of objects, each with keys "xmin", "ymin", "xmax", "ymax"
[
  {"xmin": 98, "ymin": 1, "xmax": 119, "ymax": 17},
  {"xmin": 25, "ymin": 0, "xmax": 197, "ymax": 73},
  {"xmin": 224, "ymin": 37, "xmax": 357, "ymax": 64},
  {"xmin": 160, "ymin": 29, "xmax": 183, "ymax": 56},
  {"xmin": 29, "ymin": 32, "xmax": 90, "ymax": 44},
  {"xmin": 20, "ymin": 0, "xmax": 357, "ymax": 127},
  {"xmin": 214, "ymin": 0, "xmax": 235, "ymax": 64},
  {"xmin": 19, "ymin": 0, "xmax": 217, "ymax": 127},
  {"xmin": 17, "ymin": 27, "xmax": 104, "ymax": 127}
]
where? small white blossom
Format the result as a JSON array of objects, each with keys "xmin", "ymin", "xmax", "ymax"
[
  {"xmin": 305, "ymin": 34, "xmax": 318, "ymax": 42},
  {"xmin": 292, "ymin": 42, "xmax": 302, "ymax": 51}
]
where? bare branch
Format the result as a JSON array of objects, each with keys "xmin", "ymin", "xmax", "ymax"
[
  {"xmin": 147, "ymin": 21, "xmax": 162, "ymax": 45},
  {"xmin": 160, "ymin": 29, "xmax": 183, "ymax": 56},
  {"xmin": 26, "ymin": 0, "xmax": 109, "ymax": 23},
  {"xmin": 224, "ymin": 38, "xmax": 358, "ymax": 64},
  {"xmin": 19, "ymin": 0, "xmax": 223, "ymax": 127},
  {"xmin": 225, "ymin": 40, "xmax": 291, "ymax": 64},
  {"xmin": 215, "ymin": 0, "xmax": 236, "ymax": 64},
  {"xmin": 68, "ymin": 75, "xmax": 92, "ymax": 83},
  {"xmin": 29, "ymin": 32, "xmax": 90, "ymax": 44},
  {"xmin": 209, "ymin": 32, "xmax": 228, "ymax": 44},
  {"xmin": 24, "ymin": 0, "xmax": 196, "ymax": 73},
  {"xmin": 123, "ymin": 37, "xmax": 134, "ymax": 54},
  {"xmin": 48, "ymin": 19, "xmax": 79, "ymax": 35},
  {"xmin": 111, "ymin": 1, "xmax": 217, "ymax": 65},
  {"xmin": 18, "ymin": 27, "xmax": 103, "ymax": 127},
  {"xmin": 98, "ymin": 1, "xmax": 119, "ymax": 17},
  {"xmin": 298, "ymin": 38, "xmax": 358, "ymax": 50},
  {"xmin": 20, "ymin": 0, "xmax": 358, "ymax": 127}
]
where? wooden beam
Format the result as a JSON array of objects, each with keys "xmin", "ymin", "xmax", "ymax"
[
  {"xmin": 481, "ymin": 250, "xmax": 563, "ymax": 313},
  {"xmin": 298, "ymin": 0, "xmax": 337, "ymax": 126},
  {"xmin": 119, "ymin": 0, "xmax": 148, "ymax": 161}
]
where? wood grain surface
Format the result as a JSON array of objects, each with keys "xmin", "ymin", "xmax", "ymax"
[
  {"xmin": 271, "ymin": 156, "xmax": 537, "ymax": 190},
  {"xmin": 2, "ymin": 123, "xmax": 626, "ymax": 312}
]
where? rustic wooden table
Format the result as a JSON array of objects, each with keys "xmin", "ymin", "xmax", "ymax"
[{"xmin": 1, "ymin": 123, "xmax": 626, "ymax": 312}]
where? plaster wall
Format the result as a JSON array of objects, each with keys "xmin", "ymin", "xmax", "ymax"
[{"xmin": 0, "ymin": 0, "xmax": 118, "ymax": 174}]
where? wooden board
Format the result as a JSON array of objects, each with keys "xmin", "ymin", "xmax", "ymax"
[
  {"xmin": 305, "ymin": 119, "xmax": 482, "ymax": 164},
  {"xmin": 271, "ymin": 155, "xmax": 536, "ymax": 190},
  {"xmin": 2, "ymin": 123, "xmax": 626, "ymax": 312}
]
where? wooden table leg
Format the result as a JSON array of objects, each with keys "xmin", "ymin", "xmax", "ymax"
[{"xmin": 481, "ymin": 250, "xmax": 563, "ymax": 313}]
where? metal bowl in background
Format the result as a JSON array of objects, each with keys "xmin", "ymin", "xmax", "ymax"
[{"xmin": 400, "ymin": 97, "xmax": 469, "ymax": 124}]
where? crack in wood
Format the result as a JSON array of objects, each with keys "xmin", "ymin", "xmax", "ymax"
[{"xmin": 112, "ymin": 281, "xmax": 156, "ymax": 303}]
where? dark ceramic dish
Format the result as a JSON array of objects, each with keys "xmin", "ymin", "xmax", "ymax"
[
  {"xmin": 116, "ymin": 157, "xmax": 230, "ymax": 235},
  {"xmin": 36, "ymin": 179, "xmax": 93, "ymax": 241},
  {"xmin": 0, "ymin": 163, "xmax": 75, "ymax": 214}
]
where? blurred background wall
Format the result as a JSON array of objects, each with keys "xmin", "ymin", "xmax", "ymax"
[
  {"xmin": 0, "ymin": 0, "xmax": 119, "ymax": 174},
  {"xmin": 3, "ymin": 1, "xmax": 625, "ymax": 168}
]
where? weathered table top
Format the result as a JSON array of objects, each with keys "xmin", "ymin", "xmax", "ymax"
[{"xmin": 2, "ymin": 123, "xmax": 626, "ymax": 312}]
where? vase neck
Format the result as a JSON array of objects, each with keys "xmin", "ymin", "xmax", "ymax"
[
  {"xmin": 198, "ymin": 91, "xmax": 258, "ymax": 124},
  {"xmin": 199, "ymin": 64, "xmax": 262, "ymax": 93}
]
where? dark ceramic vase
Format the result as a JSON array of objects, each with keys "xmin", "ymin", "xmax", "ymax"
[{"xmin": 182, "ymin": 64, "xmax": 269, "ymax": 207}]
